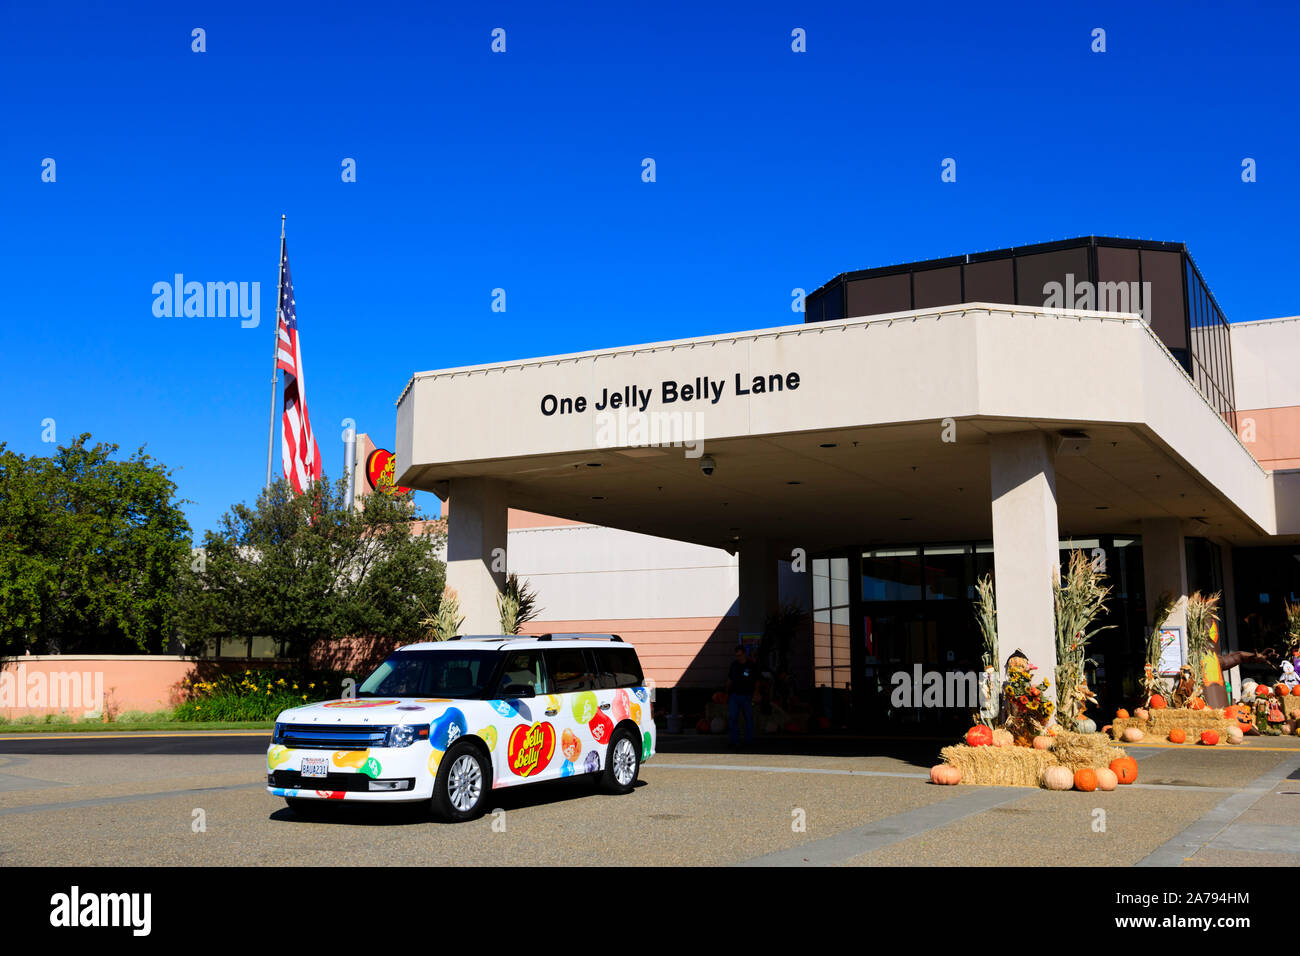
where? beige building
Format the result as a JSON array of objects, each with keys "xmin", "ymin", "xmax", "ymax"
[{"xmin": 393, "ymin": 238, "xmax": 1300, "ymax": 730}]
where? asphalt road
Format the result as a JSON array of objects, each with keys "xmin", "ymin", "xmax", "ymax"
[{"xmin": 0, "ymin": 732, "xmax": 1297, "ymax": 867}]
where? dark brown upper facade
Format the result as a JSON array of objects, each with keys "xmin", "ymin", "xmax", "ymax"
[{"xmin": 804, "ymin": 237, "xmax": 1236, "ymax": 429}]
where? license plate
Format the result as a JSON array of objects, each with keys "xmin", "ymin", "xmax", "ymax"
[{"xmin": 300, "ymin": 757, "xmax": 329, "ymax": 779}]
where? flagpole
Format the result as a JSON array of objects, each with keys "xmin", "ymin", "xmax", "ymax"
[{"xmin": 265, "ymin": 214, "xmax": 286, "ymax": 489}]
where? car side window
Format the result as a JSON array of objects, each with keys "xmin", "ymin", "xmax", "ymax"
[
  {"xmin": 545, "ymin": 649, "xmax": 594, "ymax": 693},
  {"xmin": 496, "ymin": 650, "xmax": 549, "ymax": 697},
  {"xmin": 591, "ymin": 647, "xmax": 644, "ymax": 688}
]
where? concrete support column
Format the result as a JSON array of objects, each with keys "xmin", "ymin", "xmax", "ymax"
[
  {"xmin": 445, "ymin": 478, "xmax": 508, "ymax": 635},
  {"xmin": 1140, "ymin": 516, "xmax": 1188, "ymax": 635},
  {"xmin": 738, "ymin": 540, "xmax": 779, "ymax": 643},
  {"xmin": 989, "ymin": 432, "xmax": 1059, "ymax": 683}
]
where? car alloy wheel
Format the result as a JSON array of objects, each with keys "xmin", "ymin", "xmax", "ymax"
[
  {"xmin": 612, "ymin": 736, "xmax": 637, "ymax": 787},
  {"xmin": 447, "ymin": 753, "xmax": 483, "ymax": 812}
]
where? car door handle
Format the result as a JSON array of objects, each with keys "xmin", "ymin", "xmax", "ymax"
[
  {"xmin": 545, "ymin": 708, "xmax": 558, "ymax": 716},
  {"xmin": 600, "ymin": 703, "xmax": 611, "ymax": 711}
]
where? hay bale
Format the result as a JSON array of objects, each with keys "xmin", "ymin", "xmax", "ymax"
[
  {"xmin": 938, "ymin": 743, "xmax": 1058, "ymax": 788},
  {"xmin": 1051, "ymin": 730, "xmax": 1124, "ymax": 771},
  {"xmin": 1110, "ymin": 707, "xmax": 1234, "ymax": 740},
  {"xmin": 1282, "ymin": 695, "xmax": 1300, "ymax": 719}
]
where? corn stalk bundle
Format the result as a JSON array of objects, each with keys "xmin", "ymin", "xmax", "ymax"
[
  {"xmin": 1053, "ymin": 550, "xmax": 1115, "ymax": 730},
  {"xmin": 1141, "ymin": 592, "xmax": 1177, "ymax": 705},
  {"xmin": 973, "ymin": 573, "xmax": 1000, "ymax": 727},
  {"xmin": 1184, "ymin": 591, "xmax": 1221, "ymax": 697}
]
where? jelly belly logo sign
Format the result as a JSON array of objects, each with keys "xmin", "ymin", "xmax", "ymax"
[
  {"xmin": 507, "ymin": 721, "xmax": 556, "ymax": 777},
  {"xmin": 365, "ymin": 448, "xmax": 411, "ymax": 495}
]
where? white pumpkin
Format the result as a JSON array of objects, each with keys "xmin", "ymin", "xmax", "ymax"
[
  {"xmin": 1076, "ymin": 717, "xmax": 1097, "ymax": 734},
  {"xmin": 1042, "ymin": 766, "xmax": 1074, "ymax": 791},
  {"xmin": 991, "ymin": 728, "xmax": 1014, "ymax": 747},
  {"xmin": 1133, "ymin": 707, "xmax": 1150, "ymax": 721},
  {"xmin": 1226, "ymin": 725, "xmax": 1244, "ymax": 744},
  {"xmin": 1122, "ymin": 727, "xmax": 1145, "ymax": 742},
  {"xmin": 1093, "ymin": 767, "xmax": 1118, "ymax": 791}
]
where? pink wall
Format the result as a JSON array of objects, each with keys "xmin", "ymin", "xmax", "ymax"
[
  {"xmin": 0, "ymin": 656, "xmax": 196, "ymax": 719},
  {"xmin": 1238, "ymin": 406, "xmax": 1300, "ymax": 471}
]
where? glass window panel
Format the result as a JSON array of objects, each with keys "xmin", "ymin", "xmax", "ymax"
[
  {"xmin": 963, "ymin": 259, "xmax": 1014, "ymax": 305},
  {"xmin": 830, "ymin": 556, "xmax": 850, "ymax": 607},
  {"xmin": 921, "ymin": 545, "xmax": 970, "ymax": 600},
  {"xmin": 912, "ymin": 266, "xmax": 962, "ymax": 309},
  {"xmin": 862, "ymin": 548, "xmax": 922, "ymax": 601},
  {"xmin": 1140, "ymin": 250, "xmax": 1187, "ymax": 351},
  {"xmin": 1014, "ymin": 248, "xmax": 1090, "ymax": 307},
  {"xmin": 845, "ymin": 273, "xmax": 911, "ymax": 318},
  {"xmin": 812, "ymin": 558, "xmax": 830, "ymax": 609}
]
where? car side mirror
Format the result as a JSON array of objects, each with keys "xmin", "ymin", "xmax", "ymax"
[{"xmin": 501, "ymin": 683, "xmax": 535, "ymax": 699}]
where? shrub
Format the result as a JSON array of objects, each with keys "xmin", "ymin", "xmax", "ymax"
[{"xmin": 172, "ymin": 668, "xmax": 350, "ymax": 722}]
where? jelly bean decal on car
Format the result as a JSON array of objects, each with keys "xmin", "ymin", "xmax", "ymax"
[
  {"xmin": 332, "ymin": 750, "xmax": 368, "ymax": 769},
  {"xmin": 561, "ymin": 728, "xmax": 582, "ymax": 763},
  {"xmin": 588, "ymin": 709, "xmax": 614, "ymax": 745},
  {"xmin": 323, "ymin": 699, "xmax": 399, "ymax": 708},
  {"xmin": 561, "ymin": 760, "xmax": 575, "ymax": 777},
  {"xmin": 360, "ymin": 756, "xmax": 382, "ymax": 779},
  {"xmin": 584, "ymin": 750, "xmax": 601, "ymax": 774},
  {"xmin": 267, "ymin": 745, "xmax": 291, "ymax": 770},
  {"xmin": 642, "ymin": 732, "xmax": 653, "ymax": 760},
  {"xmin": 430, "ymin": 708, "xmax": 467, "ymax": 751},
  {"xmin": 507, "ymin": 721, "xmax": 556, "ymax": 777},
  {"xmin": 633, "ymin": 687, "xmax": 648, "ymax": 703},
  {"xmin": 612, "ymin": 688, "xmax": 630, "ymax": 722},
  {"xmin": 476, "ymin": 726, "xmax": 498, "ymax": 752},
  {"xmin": 571, "ymin": 691, "xmax": 598, "ymax": 724},
  {"xmin": 631, "ymin": 702, "xmax": 642, "ymax": 725}
]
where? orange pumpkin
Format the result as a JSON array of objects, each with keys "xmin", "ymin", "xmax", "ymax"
[
  {"xmin": 1116, "ymin": 709, "xmax": 1130, "ymax": 720},
  {"xmin": 1258, "ymin": 685, "xmax": 1272, "ymax": 697},
  {"xmin": 1277, "ymin": 684, "xmax": 1291, "ymax": 697},
  {"xmin": 1199, "ymin": 730, "xmax": 1220, "ymax": 746},
  {"xmin": 1149, "ymin": 695, "xmax": 1167, "ymax": 709},
  {"xmin": 1110, "ymin": 756, "xmax": 1139, "ymax": 784},
  {"xmin": 1190, "ymin": 697, "xmax": 1206, "ymax": 711},
  {"xmin": 930, "ymin": 764, "xmax": 962, "ymax": 785},
  {"xmin": 965, "ymin": 725, "xmax": 994, "ymax": 747},
  {"xmin": 1223, "ymin": 704, "xmax": 1237, "ymax": 719},
  {"xmin": 1094, "ymin": 767, "xmax": 1119, "ymax": 791},
  {"xmin": 1074, "ymin": 768, "xmax": 1098, "ymax": 792},
  {"xmin": 1168, "ymin": 728, "xmax": 1186, "ymax": 743}
]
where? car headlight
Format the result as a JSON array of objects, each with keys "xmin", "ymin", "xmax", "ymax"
[{"xmin": 386, "ymin": 724, "xmax": 430, "ymax": 748}]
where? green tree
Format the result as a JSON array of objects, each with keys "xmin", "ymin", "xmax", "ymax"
[
  {"xmin": 0, "ymin": 434, "xmax": 191, "ymax": 654},
  {"xmin": 179, "ymin": 477, "xmax": 446, "ymax": 663}
]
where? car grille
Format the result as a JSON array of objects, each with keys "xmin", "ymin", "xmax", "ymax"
[
  {"xmin": 278, "ymin": 724, "xmax": 389, "ymax": 750},
  {"xmin": 268, "ymin": 770, "xmax": 415, "ymax": 792}
]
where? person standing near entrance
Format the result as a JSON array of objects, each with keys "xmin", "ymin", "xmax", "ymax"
[{"xmin": 727, "ymin": 646, "xmax": 757, "ymax": 747}]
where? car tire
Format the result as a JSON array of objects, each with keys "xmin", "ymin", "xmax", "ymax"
[
  {"xmin": 431, "ymin": 743, "xmax": 492, "ymax": 822},
  {"xmin": 599, "ymin": 726, "xmax": 641, "ymax": 795}
]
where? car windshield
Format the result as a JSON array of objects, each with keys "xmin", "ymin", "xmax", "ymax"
[{"xmin": 357, "ymin": 650, "xmax": 499, "ymax": 699}]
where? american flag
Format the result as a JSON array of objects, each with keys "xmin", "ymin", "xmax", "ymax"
[{"xmin": 276, "ymin": 241, "xmax": 322, "ymax": 494}]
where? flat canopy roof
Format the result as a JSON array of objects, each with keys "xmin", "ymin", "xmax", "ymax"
[{"xmin": 396, "ymin": 305, "xmax": 1297, "ymax": 553}]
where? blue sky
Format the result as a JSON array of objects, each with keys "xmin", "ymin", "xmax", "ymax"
[{"xmin": 3, "ymin": 0, "xmax": 1297, "ymax": 536}]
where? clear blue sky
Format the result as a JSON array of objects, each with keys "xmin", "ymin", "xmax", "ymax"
[{"xmin": 3, "ymin": 0, "xmax": 1297, "ymax": 536}]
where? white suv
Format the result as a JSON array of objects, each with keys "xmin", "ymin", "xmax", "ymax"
[{"xmin": 267, "ymin": 635, "xmax": 655, "ymax": 821}]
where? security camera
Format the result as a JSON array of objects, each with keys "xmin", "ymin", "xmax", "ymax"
[{"xmin": 700, "ymin": 455, "xmax": 716, "ymax": 477}]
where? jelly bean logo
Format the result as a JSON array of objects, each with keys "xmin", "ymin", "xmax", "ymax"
[
  {"xmin": 267, "ymin": 745, "xmax": 291, "ymax": 770},
  {"xmin": 332, "ymin": 749, "xmax": 368, "ymax": 769},
  {"xmin": 572, "ymin": 692, "xmax": 598, "ymax": 724},
  {"xmin": 492, "ymin": 699, "xmax": 519, "ymax": 718},
  {"xmin": 588, "ymin": 709, "xmax": 614, "ymax": 745},
  {"xmin": 360, "ymin": 756, "xmax": 382, "ymax": 779},
  {"xmin": 561, "ymin": 760, "xmax": 575, "ymax": 777},
  {"xmin": 630, "ymin": 702, "xmax": 642, "ymax": 725},
  {"xmin": 584, "ymin": 750, "xmax": 601, "ymax": 774},
  {"xmin": 507, "ymin": 721, "xmax": 556, "ymax": 777},
  {"xmin": 545, "ymin": 694, "xmax": 560, "ymax": 714},
  {"xmin": 561, "ymin": 728, "xmax": 582, "ymax": 763},
  {"xmin": 633, "ymin": 687, "xmax": 648, "ymax": 703},
  {"xmin": 430, "ymin": 707, "xmax": 467, "ymax": 750},
  {"xmin": 323, "ymin": 699, "xmax": 399, "ymax": 708},
  {"xmin": 642, "ymin": 732, "xmax": 652, "ymax": 760},
  {"xmin": 428, "ymin": 749, "xmax": 442, "ymax": 774},
  {"xmin": 415, "ymin": 698, "xmax": 452, "ymax": 703},
  {"xmin": 315, "ymin": 790, "xmax": 346, "ymax": 800},
  {"xmin": 612, "ymin": 689, "xmax": 630, "ymax": 722},
  {"xmin": 476, "ymin": 726, "xmax": 498, "ymax": 752}
]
